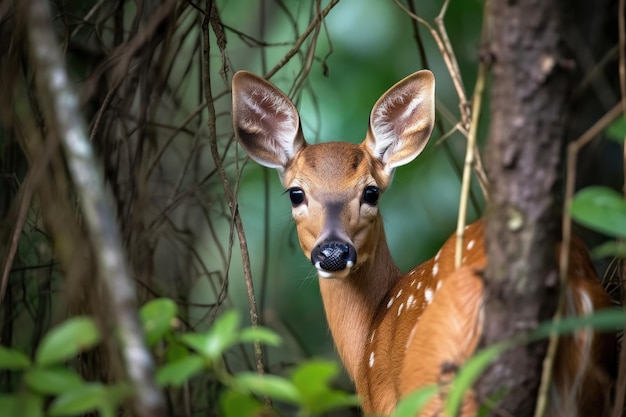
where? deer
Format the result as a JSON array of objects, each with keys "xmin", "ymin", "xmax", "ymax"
[{"xmin": 231, "ymin": 70, "xmax": 615, "ymax": 416}]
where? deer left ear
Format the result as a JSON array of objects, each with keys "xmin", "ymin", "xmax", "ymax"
[
  {"xmin": 364, "ymin": 70, "xmax": 435, "ymax": 173},
  {"xmin": 232, "ymin": 71, "xmax": 306, "ymax": 174}
]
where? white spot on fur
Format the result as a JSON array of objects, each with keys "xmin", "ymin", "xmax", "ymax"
[
  {"xmin": 435, "ymin": 249, "xmax": 442, "ymax": 262},
  {"xmin": 396, "ymin": 289, "xmax": 403, "ymax": 298},
  {"xmin": 369, "ymin": 351, "xmax": 375, "ymax": 368},
  {"xmin": 387, "ymin": 298, "xmax": 394, "ymax": 309},
  {"xmin": 398, "ymin": 303, "xmax": 404, "ymax": 316},
  {"xmin": 405, "ymin": 325, "xmax": 418, "ymax": 349},
  {"xmin": 432, "ymin": 263, "xmax": 439, "ymax": 277},
  {"xmin": 416, "ymin": 281, "xmax": 423, "ymax": 290},
  {"xmin": 467, "ymin": 239, "xmax": 475, "ymax": 250},
  {"xmin": 436, "ymin": 280, "xmax": 442, "ymax": 292},
  {"xmin": 424, "ymin": 288, "xmax": 433, "ymax": 304},
  {"xmin": 369, "ymin": 329, "xmax": 376, "ymax": 343},
  {"xmin": 407, "ymin": 294, "xmax": 416, "ymax": 308}
]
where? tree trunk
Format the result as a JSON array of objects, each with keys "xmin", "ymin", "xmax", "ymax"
[{"xmin": 477, "ymin": 0, "xmax": 569, "ymax": 414}]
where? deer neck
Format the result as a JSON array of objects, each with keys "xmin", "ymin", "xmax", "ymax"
[{"xmin": 318, "ymin": 222, "xmax": 401, "ymax": 382}]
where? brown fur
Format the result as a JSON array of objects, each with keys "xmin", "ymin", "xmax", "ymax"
[{"xmin": 231, "ymin": 70, "xmax": 615, "ymax": 416}]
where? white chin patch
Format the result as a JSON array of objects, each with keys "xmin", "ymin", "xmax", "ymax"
[{"xmin": 315, "ymin": 262, "xmax": 353, "ymax": 279}]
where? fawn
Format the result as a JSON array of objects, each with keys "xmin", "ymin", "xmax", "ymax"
[{"xmin": 231, "ymin": 70, "xmax": 615, "ymax": 416}]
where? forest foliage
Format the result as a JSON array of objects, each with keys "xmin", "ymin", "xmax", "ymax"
[{"xmin": 0, "ymin": 0, "xmax": 625, "ymax": 416}]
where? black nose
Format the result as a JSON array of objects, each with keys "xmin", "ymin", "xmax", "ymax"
[{"xmin": 311, "ymin": 241, "xmax": 357, "ymax": 271}]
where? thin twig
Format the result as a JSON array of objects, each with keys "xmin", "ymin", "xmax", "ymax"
[
  {"xmin": 201, "ymin": 0, "xmax": 266, "ymax": 381},
  {"xmin": 395, "ymin": 0, "xmax": 489, "ymax": 238},
  {"xmin": 264, "ymin": 0, "xmax": 339, "ymax": 80},
  {"xmin": 24, "ymin": 1, "xmax": 165, "ymax": 416},
  {"xmin": 455, "ymin": 61, "xmax": 487, "ymax": 268},
  {"xmin": 394, "ymin": 0, "xmax": 468, "ymax": 121}
]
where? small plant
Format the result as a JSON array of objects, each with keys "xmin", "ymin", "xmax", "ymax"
[
  {"xmin": 0, "ymin": 300, "xmax": 358, "ymax": 417},
  {"xmin": 0, "ymin": 316, "xmax": 129, "ymax": 417},
  {"xmin": 142, "ymin": 299, "xmax": 359, "ymax": 417}
]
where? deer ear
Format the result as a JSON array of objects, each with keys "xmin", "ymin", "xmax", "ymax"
[
  {"xmin": 232, "ymin": 71, "xmax": 306, "ymax": 173},
  {"xmin": 364, "ymin": 70, "xmax": 435, "ymax": 173}
]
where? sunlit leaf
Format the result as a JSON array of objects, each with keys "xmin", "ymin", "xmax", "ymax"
[
  {"xmin": 291, "ymin": 360, "xmax": 339, "ymax": 399},
  {"xmin": 48, "ymin": 383, "xmax": 105, "ymax": 416},
  {"xmin": 570, "ymin": 187, "xmax": 626, "ymax": 238},
  {"xmin": 234, "ymin": 373, "xmax": 302, "ymax": 405},
  {"xmin": 238, "ymin": 327, "xmax": 282, "ymax": 347},
  {"xmin": 0, "ymin": 346, "xmax": 31, "ymax": 370},
  {"xmin": 140, "ymin": 298, "xmax": 177, "ymax": 346},
  {"xmin": 156, "ymin": 355, "xmax": 206, "ymax": 387},
  {"xmin": 24, "ymin": 367, "xmax": 84, "ymax": 395},
  {"xmin": 392, "ymin": 385, "xmax": 438, "ymax": 417},
  {"xmin": 35, "ymin": 317, "xmax": 100, "ymax": 366},
  {"xmin": 181, "ymin": 310, "xmax": 240, "ymax": 361}
]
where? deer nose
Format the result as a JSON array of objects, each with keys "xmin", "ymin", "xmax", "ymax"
[{"xmin": 311, "ymin": 241, "xmax": 357, "ymax": 272}]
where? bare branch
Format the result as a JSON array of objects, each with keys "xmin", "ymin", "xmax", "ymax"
[{"xmin": 24, "ymin": 1, "xmax": 165, "ymax": 416}]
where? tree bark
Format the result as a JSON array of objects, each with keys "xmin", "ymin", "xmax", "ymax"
[{"xmin": 477, "ymin": 0, "xmax": 569, "ymax": 415}]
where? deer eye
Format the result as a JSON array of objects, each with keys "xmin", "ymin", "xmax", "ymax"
[
  {"xmin": 288, "ymin": 188, "xmax": 305, "ymax": 206},
  {"xmin": 363, "ymin": 186, "xmax": 380, "ymax": 206}
]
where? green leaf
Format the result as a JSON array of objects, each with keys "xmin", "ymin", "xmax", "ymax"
[
  {"xmin": 290, "ymin": 360, "xmax": 359, "ymax": 413},
  {"xmin": 48, "ymin": 383, "xmax": 131, "ymax": 417},
  {"xmin": 392, "ymin": 385, "xmax": 438, "ymax": 417},
  {"xmin": 14, "ymin": 392, "xmax": 44, "ymax": 417},
  {"xmin": 220, "ymin": 390, "xmax": 267, "ymax": 417},
  {"xmin": 140, "ymin": 298, "xmax": 177, "ymax": 346},
  {"xmin": 0, "ymin": 346, "xmax": 31, "ymax": 370},
  {"xmin": 307, "ymin": 390, "xmax": 360, "ymax": 414},
  {"xmin": 606, "ymin": 117, "xmax": 626, "ymax": 143},
  {"xmin": 35, "ymin": 317, "xmax": 100, "ymax": 366},
  {"xmin": 181, "ymin": 310, "xmax": 240, "ymax": 360},
  {"xmin": 48, "ymin": 383, "xmax": 106, "ymax": 416},
  {"xmin": 0, "ymin": 395, "xmax": 17, "ymax": 416},
  {"xmin": 238, "ymin": 327, "xmax": 282, "ymax": 347},
  {"xmin": 291, "ymin": 360, "xmax": 339, "ymax": 399},
  {"xmin": 166, "ymin": 340, "xmax": 190, "ymax": 363},
  {"xmin": 101, "ymin": 383, "xmax": 133, "ymax": 417},
  {"xmin": 570, "ymin": 187, "xmax": 626, "ymax": 238},
  {"xmin": 591, "ymin": 240, "xmax": 626, "ymax": 259},
  {"xmin": 442, "ymin": 309, "xmax": 626, "ymax": 416},
  {"xmin": 445, "ymin": 343, "xmax": 509, "ymax": 416},
  {"xmin": 529, "ymin": 309, "xmax": 626, "ymax": 341},
  {"xmin": 234, "ymin": 373, "xmax": 302, "ymax": 405},
  {"xmin": 156, "ymin": 355, "xmax": 206, "ymax": 387},
  {"xmin": 24, "ymin": 367, "xmax": 84, "ymax": 395}
]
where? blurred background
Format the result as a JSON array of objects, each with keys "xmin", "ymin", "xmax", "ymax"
[{"xmin": 0, "ymin": 0, "xmax": 621, "ymax": 415}]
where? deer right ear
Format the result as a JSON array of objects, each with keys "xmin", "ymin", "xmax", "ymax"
[
  {"xmin": 232, "ymin": 71, "xmax": 306, "ymax": 173},
  {"xmin": 364, "ymin": 70, "xmax": 435, "ymax": 175}
]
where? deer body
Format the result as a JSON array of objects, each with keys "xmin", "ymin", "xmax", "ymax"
[{"xmin": 231, "ymin": 70, "xmax": 614, "ymax": 416}]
